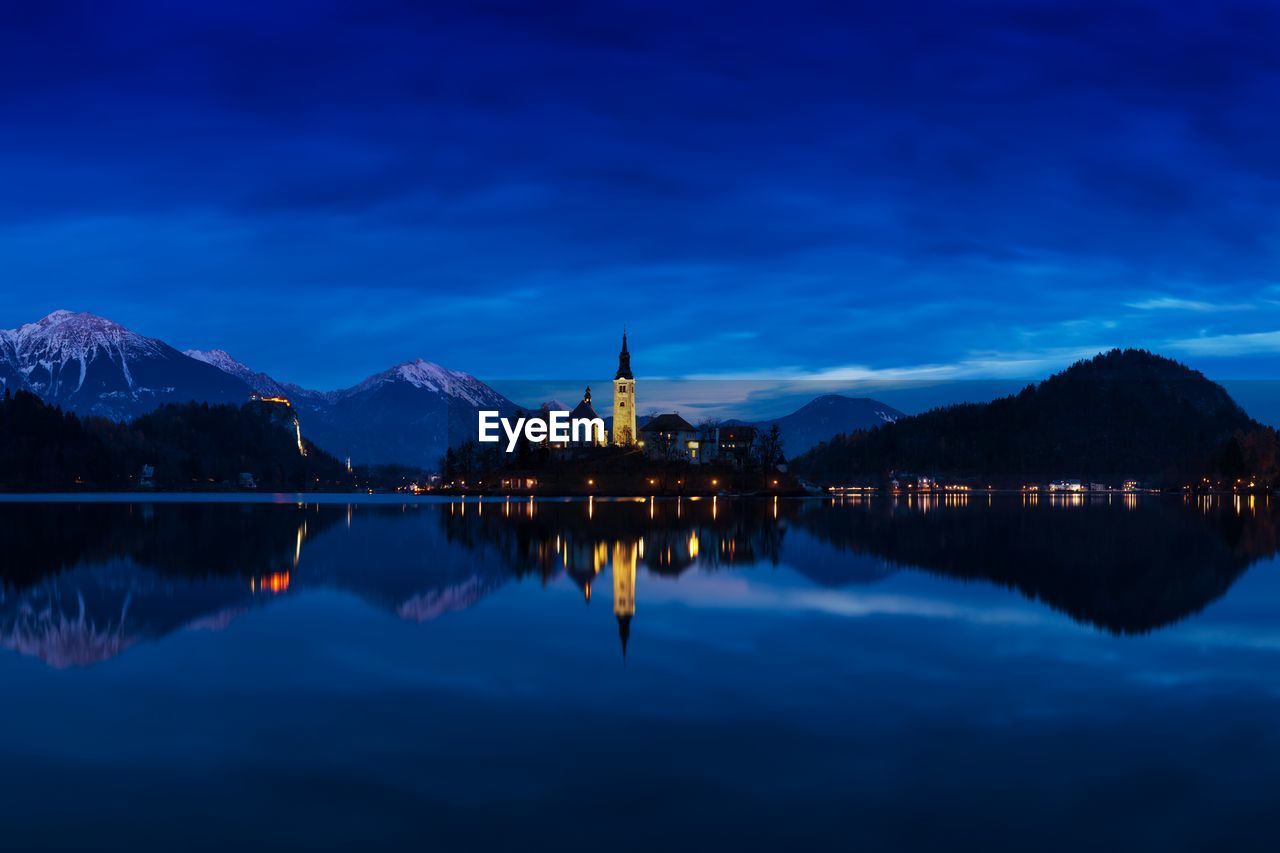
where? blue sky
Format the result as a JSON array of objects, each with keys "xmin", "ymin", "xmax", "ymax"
[{"xmin": 2, "ymin": 0, "xmax": 1279, "ymax": 402}]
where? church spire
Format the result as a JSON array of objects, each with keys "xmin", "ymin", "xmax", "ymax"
[
  {"xmin": 615, "ymin": 328, "xmax": 633, "ymax": 380},
  {"xmin": 617, "ymin": 613, "xmax": 631, "ymax": 658}
]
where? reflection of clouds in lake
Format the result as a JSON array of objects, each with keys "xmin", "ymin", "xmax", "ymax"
[
  {"xmin": 634, "ymin": 567, "xmax": 1049, "ymax": 628},
  {"xmin": 1162, "ymin": 626, "xmax": 1280, "ymax": 656},
  {"xmin": 633, "ymin": 558, "xmax": 1280, "ymax": 699}
]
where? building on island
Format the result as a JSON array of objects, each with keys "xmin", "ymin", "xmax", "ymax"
[
  {"xmin": 612, "ymin": 330, "xmax": 637, "ymax": 446},
  {"xmin": 636, "ymin": 418, "xmax": 763, "ymax": 466},
  {"xmin": 501, "ymin": 332, "xmax": 630, "ymax": 452},
  {"xmin": 891, "ymin": 473, "xmax": 936, "ymax": 491},
  {"xmin": 640, "ymin": 413, "xmax": 700, "ymax": 462},
  {"xmin": 713, "ymin": 425, "xmax": 757, "ymax": 468},
  {"xmin": 568, "ymin": 386, "xmax": 607, "ymax": 447},
  {"xmin": 514, "ymin": 385, "xmax": 607, "ymax": 452},
  {"xmin": 492, "ymin": 332, "xmax": 772, "ymax": 471}
]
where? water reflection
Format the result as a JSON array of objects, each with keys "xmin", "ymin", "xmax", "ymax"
[
  {"xmin": 0, "ymin": 494, "xmax": 1276, "ymax": 667},
  {"xmin": 800, "ymin": 493, "xmax": 1280, "ymax": 633},
  {"xmin": 0, "ymin": 502, "xmax": 323, "ymax": 666}
]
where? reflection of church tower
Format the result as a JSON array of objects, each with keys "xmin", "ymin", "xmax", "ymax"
[
  {"xmin": 612, "ymin": 539, "xmax": 637, "ymax": 657},
  {"xmin": 612, "ymin": 330, "xmax": 636, "ymax": 446}
]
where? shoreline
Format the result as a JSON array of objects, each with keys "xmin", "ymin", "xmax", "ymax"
[{"xmin": 0, "ymin": 490, "xmax": 1265, "ymax": 504}]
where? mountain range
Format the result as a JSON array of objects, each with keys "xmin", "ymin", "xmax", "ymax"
[
  {"xmin": 0, "ymin": 311, "xmax": 248, "ymax": 418},
  {"xmin": 0, "ymin": 311, "xmax": 897, "ymax": 467},
  {"xmin": 0, "ymin": 311, "xmax": 519, "ymax": 467},
  {"xmin": 729, "ymin": 395, "xmax": 903, "ymax": 456}
]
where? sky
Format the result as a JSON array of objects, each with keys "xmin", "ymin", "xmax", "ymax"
[{"xmin": 2, "ymin": 0, "xmax": 1280, "ymax": 405}]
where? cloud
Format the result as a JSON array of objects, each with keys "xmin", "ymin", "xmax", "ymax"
[
  {"xmin": 1167, "ymin": 330, "xmax": 1280, "ymax": 357},
  {"xmin": 687, "ymin": 345, "xmax": 1114, "ymax": 384},
  {"xmin": 4, "ymin": 0, "xmax": 1280, "ymax": 390},
  {"xmin": 1127, "ymin": 296, "xmax": 1252, "ymax": 312}
]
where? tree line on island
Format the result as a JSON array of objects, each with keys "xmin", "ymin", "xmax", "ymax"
[
  {"xmin": 790, "ymin": 349, "xmax": 1279, "ymax": 489},
  {"xmin": 438, "ymin": 422, "xmax": 787, "ymax": 494}
]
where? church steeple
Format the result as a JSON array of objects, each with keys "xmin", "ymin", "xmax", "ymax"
[
  {"xmin": 615, "ymin": 329, "xmax": 633, "ymax": 380},
  {"xmin": 611, "ymin": 328, "xmax": 636, "ymax": 446},
  {"xmin": 617, "ymin": 613, "xmax": 631, "ymax": 658}
]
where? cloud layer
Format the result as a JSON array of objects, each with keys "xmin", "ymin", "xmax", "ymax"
[{"xmin": 1, "ymin": 1, "xmax": 1278, "ymax": 389}]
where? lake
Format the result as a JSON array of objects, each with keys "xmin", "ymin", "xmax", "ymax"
[{"xmin": 0, "ymin": 493, "xmax": 1278, "ymax": 850}]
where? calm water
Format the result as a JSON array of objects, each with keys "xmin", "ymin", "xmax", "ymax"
[{"xmin": 1, "ymin": 493, "xmax": 1279, "ymax": 850}]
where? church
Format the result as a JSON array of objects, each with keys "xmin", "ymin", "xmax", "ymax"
[
  {"xmin": 546, "ymin": 330, "xmax": 636, "ymax": 448},
  {"xmin": 554, "ymin": 330, "xmax": 752, "ymax": 464},
  {"xmin": 513, "ymin": 330, "xmax": 760, "ymax": 473},
  {"xmin": 604, "ymin": 330, "xmax": 756, "ymax": 465},
  {"xmin": 551, "ymin": 329, "xmax": 636, "ymax": 448},
  {"xmin": 611, "ymin": 330, "xmax": 637, "ymax": 446}
]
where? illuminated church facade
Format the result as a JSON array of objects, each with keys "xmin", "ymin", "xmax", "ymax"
[
  {"xmin": 554, "ymin": 330, "xmax": 753, "ymax": 466},
  {"xmin": 612, "ymin": 331, "xmax": 637, "ymax": 446}
]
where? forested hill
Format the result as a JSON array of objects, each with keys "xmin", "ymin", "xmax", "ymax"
[
  {"xmin": 791, "ymin": 349, "xmax": 1278, "ymax": 487},
  {"xmin": 0, "ymin": 390, "xmax": 351, "ymax": 490}
]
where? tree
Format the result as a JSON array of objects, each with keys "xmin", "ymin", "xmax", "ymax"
[
  {"xmin": 1238, "ymin": 426, "xmax": 1279, "ymax": 485},
  {"xmin": 1218, "ymin": 435, "xmax": 1246, "ymax": 481},
  {"xmin": 441, "ymin": 447, "xmax": 459, "ymax": 479},
  {"xmin": 648, "ymin": 429, "xmax": 682, "ymax": 463},
  {"xmin": 753, "ymin": 424, "xmax": 785, "ymax": 471},
  {"xmin": 0, "ymin": 393, "xmax": 350, "ymax": 490}
]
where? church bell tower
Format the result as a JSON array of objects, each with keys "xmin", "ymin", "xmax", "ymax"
[{"xmin": 612, "ymin": 329, "xmax": 636, "ymax": 446}]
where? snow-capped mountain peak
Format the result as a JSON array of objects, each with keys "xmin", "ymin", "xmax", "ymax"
[
  {"xmin": 184, "ymin": 347, "xmax": 299, "ymax": 398},
  {"xmin": 0, "ymin": 310, "xmax": 251, "ymax": 418},
  {"xmin": 185, "ymin": 348, "xmax": 248, "ymax": 374},
  {"xmin": 15, "ymin": 310, "xmax": 163, "ymax": 358},
  {"xmin": 25, "ymin": 308, "xmax": 80, "ymax": 327},
  {"xmin": 349, "ymin": 358, "xmax": 505, "ymax": 408},
  {"xmin": 1, "ymin": 309, "xmax": 521, "ymax": 465},
  {"xmin": 394, "ymin": 359, "xmax": 474, "ymax": 391},
  {"xmin": 5, "ymin": 310, "xmax": 165, "ymax": 397}
]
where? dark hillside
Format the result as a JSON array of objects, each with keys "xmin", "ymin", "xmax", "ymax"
[{"xmin": 792, "ymin": 349, "xmax": 1269, "ymax": 486}]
